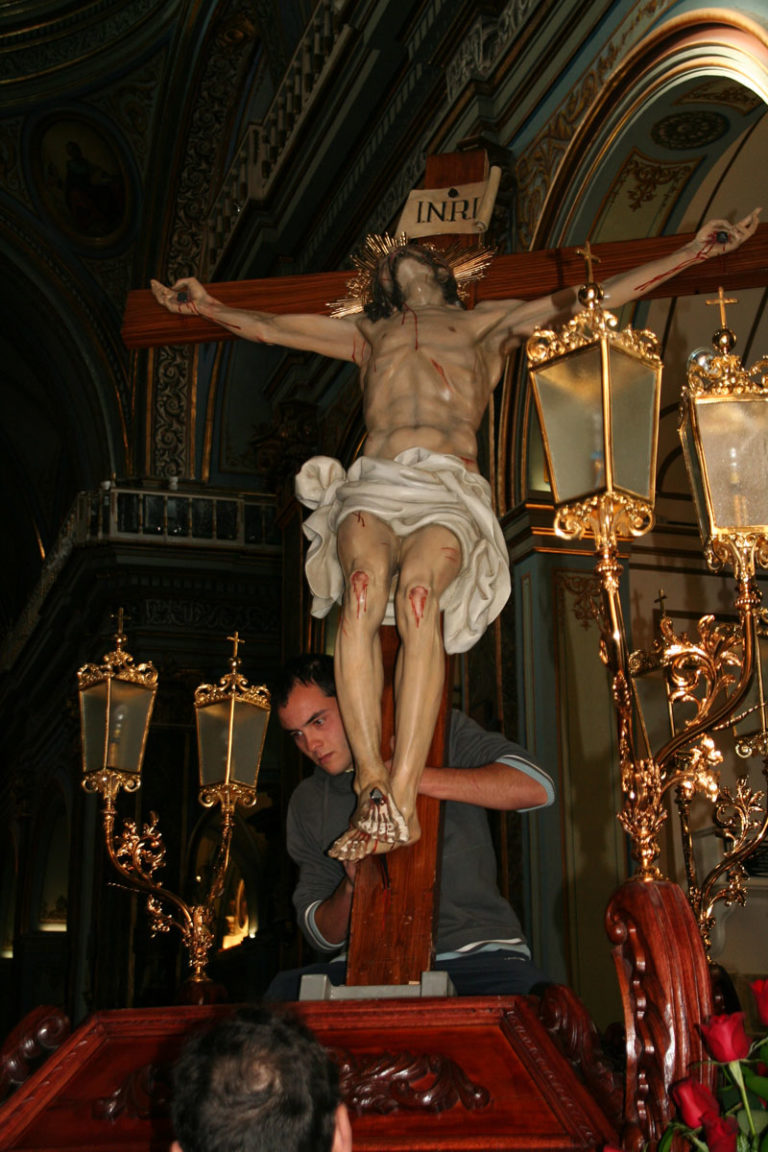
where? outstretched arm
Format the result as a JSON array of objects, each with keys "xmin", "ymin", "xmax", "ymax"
[
  {"xmin": 601, "ymin": 210, "xmax": 761, "ymax": 309},
  {"xmin": 480, "ymin": 209, "xmax": 761, "ymax": 346},
  {"xmin": 150, "ymin": 275, "xmax": 364, "ymax": 363}
]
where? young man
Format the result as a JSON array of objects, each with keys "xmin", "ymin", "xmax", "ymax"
[
  {"xmin": 265, "ymin": 653, "xmax": 555, "ymax": 1000},
  {"xmin": 171, "ymin": 1005, "xmax": 352, "ymax": 1152},
  {"xmin": 151, "ymin": 212, "xmax": 759, "ymax": 860}
]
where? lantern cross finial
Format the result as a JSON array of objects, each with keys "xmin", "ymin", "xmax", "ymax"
[
  {"xmin": 576, "ymin": 241, "xmax": 601, "ymax": 283},
  {"xmin": 227, "ymin": 631, "xmax": 244, "ymax": 661},
  {"xmin": 707, "ymin": 285, "xmax": 738, "ymax": 328},
  {"xmin": 110, "ymin": 606, "xmax": 128, "ymax": 651},
  {"xmin": 654, "ymin": 588, "xmax": 668, "ymax": 616}
]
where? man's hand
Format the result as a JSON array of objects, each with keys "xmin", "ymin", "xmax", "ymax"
[
  {"xmin": 150, "ymin": 276, "xmax": 219, "ymax": 316},
  {"xmin": 687, "ymin": 209, "xmax": 761, "ymax": 260}
]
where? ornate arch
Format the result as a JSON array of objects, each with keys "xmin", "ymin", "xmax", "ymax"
[{"xmin": 498, "ymin": 13, "xmax": 768, "ymax": 516}]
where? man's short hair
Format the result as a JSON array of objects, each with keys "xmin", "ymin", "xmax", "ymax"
[
  {"xmin": 271, "ymin": 653, "xmax": 336, "ymax": 710},
  {"xmin": 172, "ymin": 1006, "xmax": 342, "ymax": 1152}
]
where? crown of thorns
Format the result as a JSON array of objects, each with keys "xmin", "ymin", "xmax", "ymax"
[{"xmin": 328, "ymin": 233, "xmax": 495, "ymax": 317}]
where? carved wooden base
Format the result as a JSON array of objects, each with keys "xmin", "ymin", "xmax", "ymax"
[{"xmin": 0, "ymin": 997, "xmax": 619, "ymax": 1151}]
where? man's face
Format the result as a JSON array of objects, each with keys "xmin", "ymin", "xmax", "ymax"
[{"xmin": 277, "ymin": 681, "xmax": 353, "ymax": 776}]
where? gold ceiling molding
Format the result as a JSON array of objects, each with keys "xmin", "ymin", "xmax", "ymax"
[
  {"xmin": 677, "ymin": 76, "xmax": 763, "ymax": 114},
  {"xmin": 514, "ymin": 0, "xmax": 676, "ymax": 248},
  {"xmin": 515, "ymin": 9, "xmax": 768, "ymax": 250},
  {"xmin": 152, "ymin": 0, "xmax": 258, "ymax": 480},
  {"xmin": 0, "ymin": 0, "xmax": 167, "ymax": 88},
  {"xmin": 593, "ymin": 148, "xmax": 700, "ymax": 240}
]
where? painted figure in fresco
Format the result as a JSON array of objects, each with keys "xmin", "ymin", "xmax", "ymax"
[{"xmin": 151, "ymin": 210, "xmax": 759, "ymax": 860}]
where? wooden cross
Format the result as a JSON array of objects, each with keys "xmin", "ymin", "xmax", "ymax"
[{"xmin": 123, "ymin": 223, "xmax": 768, "ymax": 349}]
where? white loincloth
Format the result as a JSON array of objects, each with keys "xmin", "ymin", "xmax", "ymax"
[{"xmin": 295, "ymin": 447, "xmax": 511, "ymax": 654}]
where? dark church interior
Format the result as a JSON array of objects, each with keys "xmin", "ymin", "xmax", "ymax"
[{"xmin": 2, "ymin": 2, "xmax": 768, "ymax": 1148}]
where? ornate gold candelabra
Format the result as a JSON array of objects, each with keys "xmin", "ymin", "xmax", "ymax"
[
  {"xmin": 78, "ymin": 617, "xmax": 270, "ymax": 985},
  {"xmin": 528, "ymin": 267, "xmax": 768, "ymax": 952}
]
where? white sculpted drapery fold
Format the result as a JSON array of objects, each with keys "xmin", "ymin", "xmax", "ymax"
[{"xmin": 295, "ymin": 447, "xmax": 511, "ymax": 654}]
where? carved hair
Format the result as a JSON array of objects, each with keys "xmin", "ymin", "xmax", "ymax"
[
  {"xmin": 172, "ymin": 1006, "xmax": 341, "ymax": 1152},
  {"xmin": 365, "ymin": 241, "xmax": 462, "ymax": 321}
]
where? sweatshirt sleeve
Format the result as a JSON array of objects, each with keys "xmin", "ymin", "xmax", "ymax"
[
  {"xmin": 448, "ymin": 710, "xmax": 555, "ymax": 811},
  {"xmin": 286, "ymin": 779, "xmax": 351, "ymax": 954}
]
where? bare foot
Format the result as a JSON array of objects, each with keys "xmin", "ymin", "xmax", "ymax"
[
  {"xmin": 328, "ymin": 784, "xmax": 406, "ymax": 860},
  {"xmin": 328, "ymin": 826, "xmax": 397, "ymax": 861},
  {"xmin": 328, "ymin": 791, "xmax": 424, "ymax": 861},
  {"xmin": 359, "ymin": 783, "xmax": 408, "ymax": 840}
]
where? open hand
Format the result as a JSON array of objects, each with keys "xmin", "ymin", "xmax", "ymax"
[
  {"xmin": 150, "ymin": 276, "xmax": 218, "ymax": 316},
  {"xmin": 692, "ymin": 208, "xmax": 761, "ymax": 258}
]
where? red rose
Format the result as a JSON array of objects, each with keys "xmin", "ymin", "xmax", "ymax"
[
  {"xmin": 752, "ymin": 978, "xmax": 768, "ymax": 1027},
  {"xmin": 701, "ymin": 1012, "xmax": 751, "ymax": 1062},
  {"xmin": 702, "ymin": 1115, "xmax": 738, "ymax": 1152},
  {"xmin": 671, "ymin": 1077, "xmax": 720, "ymax": 1127}
]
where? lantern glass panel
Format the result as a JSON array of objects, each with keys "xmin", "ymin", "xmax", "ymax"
[
  {"xmin": 80, "ymin": 678, "xmax": 154, "ymax": 775},
  {"xmin": 607, "ymin": 346, "xmax": 659, "ymax": 501},
  {"xmin": 679, "ymin": 405, "xmax": 710, "ymax": 541},
  {"xmin": 531, "ymin": 343, "xmax": 604, "ymax": 503},
  {"xmin": 696, "ymin": 396, "xmax": 768, "ymax": 530},
  {"xmin": 230, "ymin": 700, "xmax": 269, "ymax": 787},
  {"xmin": 196, "ymin": 699, "xmax": 269, "ymax": 789}
]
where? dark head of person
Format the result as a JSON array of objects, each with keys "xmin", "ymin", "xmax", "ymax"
[
  {"xmin": 365, "ymin": 241, "xmax": 462, "ymax": 321},
  {"xmin": 171, "ymin": 1006, "xmax": 346, "ymax": 1152},
  {"xmin": 271, "ymin": 653, "xmax": 336, "ymax": 711}
]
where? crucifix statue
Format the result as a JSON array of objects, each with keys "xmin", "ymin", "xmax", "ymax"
[{"xmin": 150, "ymin": 207, "xmax": 759, "ymax": 864}]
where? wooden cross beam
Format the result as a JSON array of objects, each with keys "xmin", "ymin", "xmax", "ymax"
[{"xmin": 122, "ymin": 223, "xmax": 768, "ymax": 349}]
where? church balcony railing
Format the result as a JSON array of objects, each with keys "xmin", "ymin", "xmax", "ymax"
[
  {"xmin": 78, "ymin": 481, "xmax": 278, "ymax": 550},
  {"xmin": 0, "ymin": 481, "xmax": 279, "ymax": 672}
]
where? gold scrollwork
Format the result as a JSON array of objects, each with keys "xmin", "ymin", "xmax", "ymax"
[
  {"xmin": 684, "ymin": 351, "xmax": 768, "ymax": 398},
  {"xmin": 705, "ymin": 534, "xmax": 768, "ymax": 583},
  {"xmin": 527, "ymin": 311, "xmax": 661, "ymax": 366},
  {"xmin": 199, "ymin": 782, "xmax": 260, "ymax": 811},
  {"xmin": 554, "ymin": 493, "xmax": 654, "ymax": 547}
]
